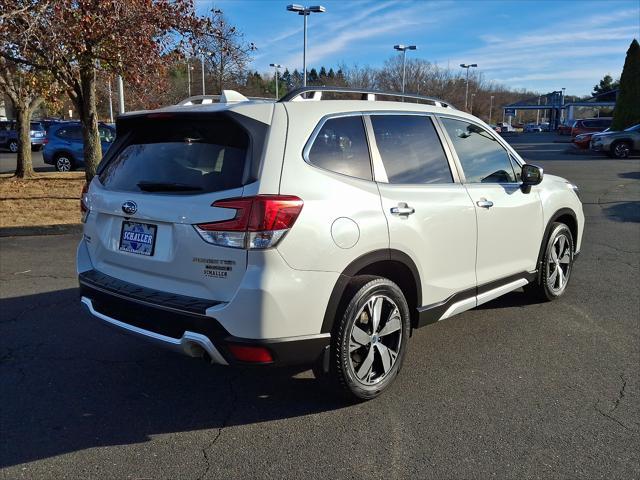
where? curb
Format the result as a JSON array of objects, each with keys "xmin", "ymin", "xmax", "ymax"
[{"xmin": 0, "ymin": 224, "xmax": 83, "ymax": 237}]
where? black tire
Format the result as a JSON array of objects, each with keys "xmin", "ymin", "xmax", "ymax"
[
  {"xmin": 31, "ymin": 145, "xmax": 42, "ymax": 152},
  {"xmin": 330, "ymin": 276, "xmax": 411, "ymax": 400},
  {"xmin": 54, "ymin": 154, "xmax": 74, "ymax": 172},
  {"xmin": 525, "ymin": 222, "xmax": 574, "ymax": 302},
  {"xmin": 610, "ymin": 140, "xmax": 632, "ymax": 159},
  {"xmin": 8, "ymin": 140, "xmax": 18, "ymax": 153}
]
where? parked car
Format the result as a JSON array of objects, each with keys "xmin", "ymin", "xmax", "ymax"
[
  {"xmin": 570, "ymin": 117, "xmax": 612, "ymax": 137},
  {"xmin": 590, "ymin": 124, "xmax": 640, "ymax": 158},
  {"xmin": 78, "ymin": 87, "xmax": 584, "ymax": 400},
  {"xmin": 43, "ymin": 122, "xmax": 115, "ymax": 171},
  {"xmin": 524, "ymin": 123, "xmax": 543, "ymax": 133},
  {"xmin": 573, "ymin": 128, "xmax": 610, "ymax": 150},
  {"xmin": 557, "ymin": 122, "xmax": 574, "ymax": 135},
  {"xmin": 0, "ymin": 120, "xmax": 47, "ymax": 152},
  {"xmin": 539, "ymin": 122, "xmax": 550, "ymax": 132},
  {"xmin": 496, "ymin": 122, "xmax": 515, "ymax": 133}
]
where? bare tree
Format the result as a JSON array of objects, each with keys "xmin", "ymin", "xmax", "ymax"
[{"xmin": 196, "ymin": 9, "xmax": 256, "ymax": 94}]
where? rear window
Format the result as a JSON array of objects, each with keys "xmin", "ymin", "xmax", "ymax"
[{"xmin": 99, "ymin": 117, "xmax": 249, "ymax": 194}]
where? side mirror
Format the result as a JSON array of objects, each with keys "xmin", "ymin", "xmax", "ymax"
[{"xmin": 520, "ymin": 164, "xmax": 543, "ymax": 193}]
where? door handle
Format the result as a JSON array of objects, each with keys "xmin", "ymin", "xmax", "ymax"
[
  {"xmin": 390, "ymin": 203, "xmax": 415, "ymax": 216},
  {"xmin": 476, "ymin": 198, "xmax": 494, "ymax": 208}
]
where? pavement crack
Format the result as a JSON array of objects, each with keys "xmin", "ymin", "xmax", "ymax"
[
  {"xmin": 593, "ymin": 374, "xmax": 636, "ymax": 434},
  {"xmin": 198, "ymin": 372, "xmax": 237, "ymax": 480}
]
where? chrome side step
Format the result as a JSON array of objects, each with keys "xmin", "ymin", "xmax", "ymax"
[{"xmin": 438, "ymin": 278, "xmax": 529, "ymax": 321}]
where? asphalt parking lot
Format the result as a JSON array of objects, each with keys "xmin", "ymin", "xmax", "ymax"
[
  {"xmin": 0, "ymin": 150, "xmax": 52, "ymax": 175},
  {"xmin": 1, "ymin": 133, "xmax": 639, "ymax": 479}
]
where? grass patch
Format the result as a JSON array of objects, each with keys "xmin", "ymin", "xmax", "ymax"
[{"xmin": 0, "ymin": 173, "xmax": 86, "ymax": 227}]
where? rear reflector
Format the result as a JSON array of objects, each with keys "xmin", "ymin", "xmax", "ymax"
[
  {"xmin": 227, "ymin": 344, "xmax": 273, "ymax": 363},
  {"xmin": 194, "ymin": 195, "xmax": 303, "ymax": 249}
]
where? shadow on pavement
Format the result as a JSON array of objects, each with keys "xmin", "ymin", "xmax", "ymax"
[
  {"xmin": 618, "ymin": 171, "xmax": 640, "ymax": 180},
  {"xmin": 602, "ymin": 201, "xmax": 640, "ymax": 223},
  {"xmin": 474, "ymin": 289, "xmax": 546, "ymax": 310},
  {"xmin": 0, "ymin": 288, "xmax": 349, "ymax": 468}
]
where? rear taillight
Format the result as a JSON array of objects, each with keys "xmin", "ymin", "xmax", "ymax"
[
  {"xmin": 194, "ymin": 195, "xmax": 303, "ymax": 249},
  {"xmin": 80, "ymin": 182, "xmax": 89, "ymax": 222}
]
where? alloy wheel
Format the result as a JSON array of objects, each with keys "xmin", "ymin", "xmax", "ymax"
[
  {"xmin": 9, "ymin": 141, "xmax": 18, "ymax": 153},
  {"xmin": 348, "ymin": 295, "xmax": 403, "ymax": 385},
  {"xmin": 56, "ymin": 157, "xmax": 71, "ymax": 172},
  {"xmin": 614, "ymin": 143, "xmax": 630, "ymax": 158},
  {"xmin": 547, "ymin": 233, "xmax": 572, "ymax": 293}
]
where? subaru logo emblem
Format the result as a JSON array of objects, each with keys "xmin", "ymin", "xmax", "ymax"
[{"xmin": 122, "ymin": 201, "xmax": 137, "ymax": 215}]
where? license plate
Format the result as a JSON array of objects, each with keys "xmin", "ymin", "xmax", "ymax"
[{"xmin": 119, "ymin": 221, "xmax": 157, "ymax": 256}]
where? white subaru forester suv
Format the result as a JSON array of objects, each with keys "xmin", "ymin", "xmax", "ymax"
[{"xmin": 78, "ymin": 87, "xmax": 584, "ymax": 400}]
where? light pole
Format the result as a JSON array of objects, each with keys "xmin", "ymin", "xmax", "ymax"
[
  {"xmin": 107, "ymin": 78, "xmax": 114, "ymax": 123},
  {"xmin": 117, "ymin": 75, "xmax": 125, "ymax": 114},
  {"xmin": 460, "ymin": 63, "xmax": 477, "ymax": 111},
  {"xmin": 186, "ymin": 59, "xmax": 194, "ymax": 97},
  {"xmin": 561, "ymin": 87, "xmax": 566, "ymax": 122},
  {"xmin": 470, "ymin": 93, "xmax": 476, "ymax": 114},
  {"xmin": 489, "ymin": 95, "xmax": 494, "ymax": 124},
  {"xmin": 536, "ymin": 95, "xmax": 541, "ymax": 125},
  {"xmin": 393, "ymin": 44, "xmax": 417, "ymax": 95},
  {"xmin": 270, "ymin": 63, "xmax": 283, "ymax": 99},
  {"xmin": 286, "ymin": 4, "xmax": 326, "ymax": 87},
  {"xmin": 201, "ymin": 54, "xmax": 206, "ymax": 95}
]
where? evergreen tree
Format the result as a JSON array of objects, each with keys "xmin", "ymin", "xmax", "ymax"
[
  {"xmin": 291, "ymin": 69, "xmax": 302, "ymax": 88},
  {"xmin": 592, "ymin": 74, "xmax": 619, "ymax": 96},
  {"xmin": 308, "ymin": 68, "xmax": 319, "ymax": 83},
  {"xmin": 612, "ymin": 39, "xmax": 640, "ymax": 130},
  {"xmin": 281, "ymin": 68, "xmax": 292, "ymax": 89},
  {"xmin": 328, "ymin": 68, "xmax": 335, "ymax": 79},
  {"xmin": 319, "ymin": 66, "xmax": 327, "ymax": 79}
]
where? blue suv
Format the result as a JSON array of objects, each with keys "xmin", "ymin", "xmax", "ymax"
[
  {"xmin": 43, "ymin": 122, "xmax": 115, "ymax": 171},
  {"xmin": 0, "ymin": 121, "xmax": 47, "ymax": 152}
]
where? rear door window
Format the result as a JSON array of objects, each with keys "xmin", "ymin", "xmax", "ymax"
[
  {"xmin": 57, "ymin": 126, "xmax": 83, "ymax": 140},
  {"xmin": 99, "ymin": 116, "xmax": 249, "ymax": 194},
  {"xmin": 306, "ymin": 115, "xmax": 372, "ymax": 180},
  {"xmin": 370, "ymin": 114, "xmax": 452, "ymax": 184}
]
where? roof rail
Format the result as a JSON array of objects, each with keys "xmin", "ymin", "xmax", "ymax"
[
  {"xmin": 278, "ymin": 87, "xmax": 455, "ymax": 109},
  {"xmin": 177, "ymin": 91, "xmax": 274, "ymax": 106}
]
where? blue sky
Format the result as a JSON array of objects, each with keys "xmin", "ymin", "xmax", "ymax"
[{"xmin": 196, "ymin": 0, "xmax": 640, "ymax": 96}]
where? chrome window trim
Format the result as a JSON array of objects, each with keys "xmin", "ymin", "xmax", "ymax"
[
  {"xmin": 436, "ymin": 114, "xmax": 526, "ymax": 186},
  {"xmin": 301, "ymin": 111, "xmax": 375, "ymax": 182},
  {"xmin": 363, "ymin": 110, "xmax": 461, "ymax": 185}
]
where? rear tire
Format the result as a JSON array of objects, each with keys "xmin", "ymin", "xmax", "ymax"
[
  {"xmin": 525, "ymin": 222, "xmax": 574, "ymax": 302},
  {"xmin": 8, "ymin": 140, "xmax": 18, "ymax": 153},
  {"xmin": 330, "ymin": 277, "xmax": 410, "ymax": 400}
]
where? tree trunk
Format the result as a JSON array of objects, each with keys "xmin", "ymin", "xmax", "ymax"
[
  {"xmin": 77, "ymin": 66, "xmax": 101, "ymax": 182},
  {"xmin": 14, "ymin": 104, "xmax": 34, "ymax": 179}
]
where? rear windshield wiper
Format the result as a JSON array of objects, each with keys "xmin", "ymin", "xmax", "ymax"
[{"xmin": 137, "ymin": 181, "xmax": 203, "ymax": 192}]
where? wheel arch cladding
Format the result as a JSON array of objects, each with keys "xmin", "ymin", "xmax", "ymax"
[{"xmin": 320, "ymin": 249, "xmax": 422, "ymax": 333}]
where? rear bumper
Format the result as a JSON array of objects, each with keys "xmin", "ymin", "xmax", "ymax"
[{"xmin": 78, "ymin": 270, "xmax": 330, "ymax": 367}]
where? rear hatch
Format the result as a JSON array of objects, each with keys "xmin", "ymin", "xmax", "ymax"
[{"xmin": 83, "ymin": 109, "xmax": 270, "ymax": 302}]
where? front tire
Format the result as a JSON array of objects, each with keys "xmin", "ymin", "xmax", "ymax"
[
  {"xmin": 8, "ymin": 140, "xmax": 18, "ymax": 153},
  {"xmin": 330, "ymin": 277, "xmax": 410, "ymax": 400},
  {"xmin": 525, "ymin": 222, "xmax": 574, "ymax": 302}
]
